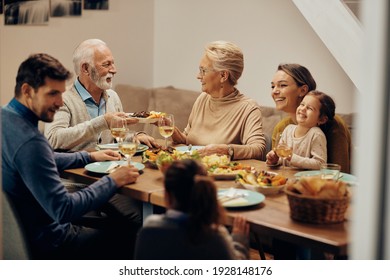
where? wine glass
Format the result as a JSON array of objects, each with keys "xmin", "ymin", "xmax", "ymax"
[
  {"xmin": 110, "ymin": 117, "xmax": 128, "ymax": 143},
  {"xmin": 158, "ymin": 114, "xmax": 174, "ymax": 149},
  {"xmin": 119, "ymin": 131, "xmax": 138, "ymax": 166},
  {"xmin": 274, "ymin": 133, "xmax": 293, "ymax": 169}
]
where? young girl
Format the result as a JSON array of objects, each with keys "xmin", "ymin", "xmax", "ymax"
[
  {"xmin": 134, "ymin": 159, "xmax": 249, "ymax": 260},
  {"xmin": 266, "ymin": 90, "xmax": 336, "ymax": 170}
]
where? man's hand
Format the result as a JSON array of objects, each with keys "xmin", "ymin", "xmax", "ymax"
[
  {"xmin": 104, "ymin": 112, "xmax": 139, "ymax": 127},
  {"xmin": 108, "ymin": 165, "xmax": 140, "ymax": 187},
  {"xmin": 136, "ymin": 133, "xmax": 161, "ymax": 148},
  {"xmin": 90, "ymin": 150, "xmax": 121, "ymax": 162}
]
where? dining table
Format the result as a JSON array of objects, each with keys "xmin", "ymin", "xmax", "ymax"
[{"xmin": 61, "ymin": 151, "xmax": 351, "ymax": 259}]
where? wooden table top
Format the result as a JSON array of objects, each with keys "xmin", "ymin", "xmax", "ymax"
[{"xmin": 62, "ymin": 155, "xmax": 350, "ymax": 256}]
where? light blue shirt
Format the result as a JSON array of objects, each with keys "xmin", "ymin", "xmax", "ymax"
[{"xmin": 74, "ymin": 78, "xmax": 106, "ymax": 118}]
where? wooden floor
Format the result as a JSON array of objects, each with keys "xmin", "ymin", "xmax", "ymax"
[{"xmin": 249, "ymin": 248, "xmax": 273, "ymax": 260}]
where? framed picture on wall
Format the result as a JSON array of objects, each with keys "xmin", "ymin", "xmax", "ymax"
[
  {"xmin": 84, "ymin": 0, "xmax": 108, "ymax": 10},
  {"xmin": 4, "ymin": 0, "xmax": 49, "ymax": 25},
  {"xmin": 50, "ymin": 0, "xmax": 81, "ymax": 17}
]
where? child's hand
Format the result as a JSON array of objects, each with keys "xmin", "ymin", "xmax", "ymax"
[
  {"xmin": 266, "ymin": 150, "xmax": 279, "ymax": 165},
  {"xmin": 232, "ymin": 215, "xmax": 249, "ymax": 237}
]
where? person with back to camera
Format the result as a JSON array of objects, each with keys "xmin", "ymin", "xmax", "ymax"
[
  {"xmin": 2, "ymin": 53, "xmax": 140, "ymax": 259},
  {"xmin": 134, "ymin": 159, "xmax": 250, "ymax": 260},
  {"xmin": 270, "ymin": 63, "xmax": 351, "ymax": 173},
  {"xmin": 172, "ymin": 40, "xmax": 266, "ymax": 160},
  {"xmin": 266, "ymin": 90, "xmax": 336, "ymax": 170}
]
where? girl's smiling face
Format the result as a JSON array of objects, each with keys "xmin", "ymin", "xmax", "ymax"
[{"xmin": 296, "ymin": 94, "xmax": 326, "ymax": 128}]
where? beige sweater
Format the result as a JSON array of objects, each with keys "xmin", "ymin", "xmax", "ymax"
[
  {"xmin": 184, "ymin": 90, "xmax": 266, "ymax": 160},
  {"xmin": 44, "ymin": 85, "xmax": 123, "ymax": 152}
]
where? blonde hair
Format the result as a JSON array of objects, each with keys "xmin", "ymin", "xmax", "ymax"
[{"xmin": 205, "ymin": 41, "xmax": 244, "ymax": 86}]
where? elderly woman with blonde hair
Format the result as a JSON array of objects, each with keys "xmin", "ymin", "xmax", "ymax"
[{"xmin": 172, "ymin": 41, "xmax": 266, "ymax": 160}]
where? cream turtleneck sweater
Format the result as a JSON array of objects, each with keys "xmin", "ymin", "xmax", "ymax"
[{"xmin": 184, "ymin": 90, "xmax": 265, "ymax": 160}]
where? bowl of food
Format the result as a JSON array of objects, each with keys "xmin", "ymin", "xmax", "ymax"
[{"xmin": 236, "ymin": 170, "xmax": 287, "ymax": 195}]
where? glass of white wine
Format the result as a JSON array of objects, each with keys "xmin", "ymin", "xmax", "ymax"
[
  {"xmin": 110, "ymin": 117, "xmax": 128, "ymax": 143},
  {"xmin": 119, "ymin": 131, "xmax": 138, "ymax": 166},
  {"xmin": 274, "ymin": 133, "xmax": 293, "ymax": 169},
  {"xmin": 158, "ymin": 114, "xmax": 174, "ymax": 149}
]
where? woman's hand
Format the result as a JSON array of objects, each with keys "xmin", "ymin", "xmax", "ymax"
[
  {"xmin": 198, "ymin": 144, "xmax": 229, "ymax": 157},
  {"xmin": 90, "ymin": 150, "xmax": 121, "ymax": 162},
  {"xmin": 266, "ymin": 150, "xmax": 279, "ymax": 165},
  {"xmin": 108, "ymin": 165, "xmax": 140, "ymax": 187},
  {"xmin": 232, "ymin": 215, "xmax": 249, "ymax": 237}
]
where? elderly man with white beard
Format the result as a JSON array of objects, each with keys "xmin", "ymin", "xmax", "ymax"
[
  {"xmin": 44, "ymin": 39, "xmax": 156, "ymax": 257},
  {"xmin": 45, "ymin": 38, "xmax": 159, "ymax": 151}
]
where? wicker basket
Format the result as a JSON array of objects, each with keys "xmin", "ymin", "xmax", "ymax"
[{"xmin": 285, "ymin": 189, "xmax": 350, "ymax": 224}]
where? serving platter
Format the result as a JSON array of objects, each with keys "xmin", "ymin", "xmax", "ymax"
[
  {"xmin": 97, "ymin": 143, "xmax": 148, "ymax": 154},
  {"xmin": 294, "ymin": 170, "xmax": 357, "ymax": 184}
]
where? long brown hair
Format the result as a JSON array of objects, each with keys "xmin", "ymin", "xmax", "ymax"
[
  {"xmin": 277, "ymin": 63, "xmax": 317, "ymax": 92},
  {"xmin": 164, "ymin": 159, "xmax": 226, "ymax": 238}
]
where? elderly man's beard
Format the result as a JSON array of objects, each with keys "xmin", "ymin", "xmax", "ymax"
[{"xmin": 90, "ymin": 67, "xmax": 113, "ymax": 90}]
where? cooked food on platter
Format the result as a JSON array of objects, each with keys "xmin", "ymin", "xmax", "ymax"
[
  {"xmin": 236, "ymin": 170, "xmax": 287, "ymax": 195},
  {"xmin": 142, "ymin": 147, "xmax": 201, "ymax": 170},
  {"xmin": 201, "ymin": 154, "xmax": 253, "ymax": 179},
  {"xmin": 128, "ymin": 111, "xmax": 166, "ymax": 123}
]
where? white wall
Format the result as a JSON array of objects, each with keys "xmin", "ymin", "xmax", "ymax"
[
  {"xmin": 0, "ymin": 0, "xmax": 154, "ymax": 105},
  {"xmin": 154, "ymin": 0, "xmax": 356, "ymax": 113},
  {"xmin": 0, "ymin": 0, "xmax": 355, "ymax": 113}
]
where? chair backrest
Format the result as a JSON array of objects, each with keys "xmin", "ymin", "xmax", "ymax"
[
  {"xmin": 134, "ymin": 225, "xmax": 233, "ymax": 260},
  {"xmin": 2, "ymin": 192, "xmax": 31, "ymax": 259}
]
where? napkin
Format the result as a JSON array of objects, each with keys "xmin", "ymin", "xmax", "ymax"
[{"xmin": 106, "ymin": 162, "xmax": 120, "ymax": 173}]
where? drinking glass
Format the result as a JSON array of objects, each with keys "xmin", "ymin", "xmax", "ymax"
[
  {"xmin": 110, "ymin": 117, "xmax": 128, "ymax": 143},
  {"xmin": 119, "ymin": 131, "xmax": 138, "ymax": 166},
  {"xmin": 158, "ymin": 114, "xmax": 174, "ymax": 149},
  {"xmin": 320, "ymin": 163, "xmax": 341, "ymax": 180},
  {"xmin": 274, "ymin": 133, "xmax": 293, "ymax": 169}
]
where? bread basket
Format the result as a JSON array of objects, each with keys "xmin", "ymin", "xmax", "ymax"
[{"xmin": 285, "ymin": 188, "xmax": 350, "ymax": 224}]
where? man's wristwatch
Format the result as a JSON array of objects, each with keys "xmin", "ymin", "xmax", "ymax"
[{"xmin": 227, "ymin": 145, "xmax": 234, "ymax": 160}]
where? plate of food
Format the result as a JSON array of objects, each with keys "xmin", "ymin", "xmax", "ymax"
[
  {"xmin": 97, "ymin": 143, "xmax": 149, "ymax": 154},
  {"xmin": 218, "ymin": 188, "xmax": 265, "ymax": 208},
  {"xmin": 142, "ymin": 147, "xmax": 201, "ymax": 170},
  {"xmin": 294, "ymin": 170, "xmax": 357, "ymax": 185},
  {"xmin": 85, "ymin": 161, "xmax": 145, "ymax": 174},
  {"xmin": 201, "ymin": 154, "xmax": 253, "ymax": 180},
  {"xmin": 236, "ymin": 170, "xmax": 288, "ymax": 195},
  {"xmin": 127, "ymin": 111, "xmax": 165, "ymax": 124}
]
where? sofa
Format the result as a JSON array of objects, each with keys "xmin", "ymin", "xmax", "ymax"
[{"xmin": 115, "ymin": 84, "xmax": 354, "ymax": 150}]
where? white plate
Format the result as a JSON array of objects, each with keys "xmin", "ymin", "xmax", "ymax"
[
  {"xmin": 218, "ymin": 189, "xmax": 265, "ymax": 208},
  {"xmin": 97, "ymin": 143, "xmax": 148, "ymax": 154},
  {"xmin": 209, "ymin": 173, "xmax": 237, "ymax": 180},
  {"xmin": 85, "ymin": 161, "xmax": 145, "ymax": 174},
  {"xmin": 175, "ymin": 145, "xmax": 205, "ymax": 152},
  {"xmin": 239, "ymin": 182, "xmax": 285, "ymax": 195},
  {"xmin": 127, "ymin": 113, "xmax": 158, "ymax": 124}
]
